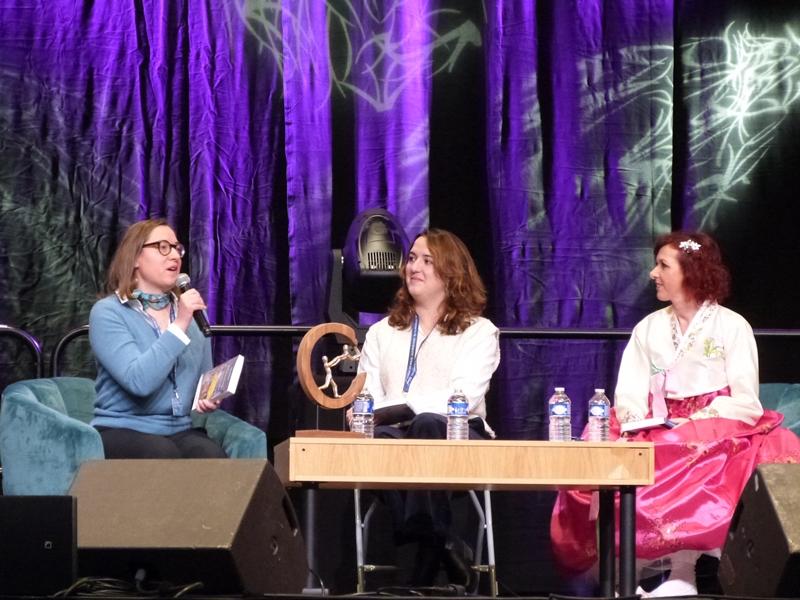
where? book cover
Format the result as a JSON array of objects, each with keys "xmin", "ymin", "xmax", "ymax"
[
  {"xmin": 192, "ymin": 355, "xmax": 244, "ymax": 409},
  {"xmin": 621, "ymin": 416, "xmax": 677, "ymax": 434}
]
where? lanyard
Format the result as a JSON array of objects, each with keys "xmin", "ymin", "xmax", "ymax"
[
  {"xmin": 133, "ymin": 301, "xmax": 183, "ymax": 416},
  {"xmin": 403, "ymin": 314, "xmax": 430, "ymax": 393}
]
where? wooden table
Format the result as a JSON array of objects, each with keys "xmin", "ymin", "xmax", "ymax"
[{"xmin": 275, "ymin": 437, "xmax": 654, "ymax": 597}]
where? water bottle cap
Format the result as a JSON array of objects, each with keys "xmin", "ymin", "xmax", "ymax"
[
  {"xmin": 594, "ymin": 388, "xmax": 605, "ymax": 393},
  {"xmin": 554, "ymin": 387, "xmax": 565, "ymax": 392}
]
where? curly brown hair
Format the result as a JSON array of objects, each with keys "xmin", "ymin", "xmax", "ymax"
[
  {"xmin": 106, "ymin": 218, "xmax": 179, "ymax": 298},
  {"xmin": 654, "ymin": 231, "xmax": 730, "ymax": 304},
  {"xmin": 387, "ymin": 229, "xmax": 487, "ymax": 335}
]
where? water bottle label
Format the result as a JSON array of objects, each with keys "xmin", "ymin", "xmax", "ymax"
[
  {"xmin": 448, "ymin": 400, "xmax": 469, "ymax": 417},
  {"xmin": 353, "ymin": 398, "xmax": 374, "ymax": 414},
  {"xmin": 588, "ymin": 405, "xmax": 609, "ymax": 418},
  {"xmin": 549, "ymin": 402, "xmax": 570, "ymax": 417}
]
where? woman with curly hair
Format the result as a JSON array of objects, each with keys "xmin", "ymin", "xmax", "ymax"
[
  {"xmin": 551, "ymin": 231, "xmax": 800, "ymax": 597},
  {"xmin": 353, "ymin": 228, "xmax": 500, "ymax": 591}
]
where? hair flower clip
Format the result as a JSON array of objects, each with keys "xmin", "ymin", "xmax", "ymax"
[{"xmin": 679, "ymin": 240, "xmax": 701, "ymax": 253}]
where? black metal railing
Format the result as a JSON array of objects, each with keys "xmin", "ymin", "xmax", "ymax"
[
  {"xmin": 50, "ymin": 325, "xmax": 314, "ymax": 377},
  {"xmin": 49, "ymin": 324, "xmax": 800, "ymax": 378},
  {"xmin": 0, "ymin": 324, "xmax": 43, "ymax": 379}
]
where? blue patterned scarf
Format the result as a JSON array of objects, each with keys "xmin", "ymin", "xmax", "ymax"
[{"xmin": 132, "ymin": 289, "xmax": 171, "ymax": 311}]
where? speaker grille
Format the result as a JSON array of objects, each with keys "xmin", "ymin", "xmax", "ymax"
[{"xmin": 366, "ymin": 250, "xmax": 401, "ymax": 270}]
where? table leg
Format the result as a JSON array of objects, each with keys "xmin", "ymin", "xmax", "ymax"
[
  {"xmin": 598, "ymin": 490, "xmax": 615, "ymax": 597},
  {"xmin": 304, "ymin": 488, "xmax": 319, "ymax": 591},
  {"xmin": 619, "ymin": 486, "xmax": 636, "ymax": 597}
]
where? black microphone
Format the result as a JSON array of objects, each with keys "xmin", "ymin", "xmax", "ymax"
[{"xmin": 175, "ymin": 273, "xmax": 211, "ymax": 337}]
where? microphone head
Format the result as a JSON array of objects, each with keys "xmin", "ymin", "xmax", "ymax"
[{"xmin": 175, "ymin": 273, "xmax": 191, "ymax": 290}]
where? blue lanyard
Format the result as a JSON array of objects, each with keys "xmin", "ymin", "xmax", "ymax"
[
  {"xmin": 403, "ymin": 314, "xmax": 429, "ymax": 392},
  {"xmin": 134, "ymin": 301, "xmax": 183, "ymax": 416}
]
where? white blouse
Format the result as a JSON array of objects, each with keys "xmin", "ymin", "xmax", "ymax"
[
  {"xmin": 615, "ymin": 303, "xmax": 763, "ymax": 425},
  {"xmin": 357, "ymin": 316, "xmax": 500, "ymax": 421}
]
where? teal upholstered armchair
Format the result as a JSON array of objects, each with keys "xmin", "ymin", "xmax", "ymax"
[
  {"xmin": 0, "ymin": 377, "xmax": 267, "ymax": 496},
  {"xmin": 759, "ymin": 383, "xmax": 800, "ymax": 436}
]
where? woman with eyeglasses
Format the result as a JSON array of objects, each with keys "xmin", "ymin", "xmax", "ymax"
[{"xmin": 88, "ymin": 219, "xmax": 227, "ymax": 459}]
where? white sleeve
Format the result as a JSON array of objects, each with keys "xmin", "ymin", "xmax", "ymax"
[
  {"xmin": 166, "ymin": 322, "xmax": 191, "ymax": 345},
  {"xmin": 613, "ymin": 322, "xmax": 652, "ymax": 423},
  {"xmin": 357, "ymin": 324, "xmax": 401, "ymax": 410},
  {"xmin": 700, "ymin": 313, "xmax": 763, "ymax": 425},
  {"xmin": 405, "ymin": 320, "xmax": 500, "ymax": 416}
]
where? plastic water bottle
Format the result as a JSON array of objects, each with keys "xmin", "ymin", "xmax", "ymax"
[
  {"xmin": 351, "ymin": 388, "xmax": 374, "ymax": 438},
  {"xmin": 548, "ymin": 387, "xmax": 571, "ymax": 442},
  {"xmin": 446, "ymin": 389, "xmax": 470, "ymax": 440},
  {"xmin": 587, "ymin": 388, "xmax": 611, "ymax": 442}
]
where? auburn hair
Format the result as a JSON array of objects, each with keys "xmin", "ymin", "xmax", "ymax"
[
  {"xmin": 387, "ymin": 229, "xmax": 487, "ymax": 335},
  {"xmin": 654, "ymin": 231, "xmax": 730, "ymax": 304},
  {"xmin": 106, "ymin": 218, "xmax": 179, "ymax": 298}
]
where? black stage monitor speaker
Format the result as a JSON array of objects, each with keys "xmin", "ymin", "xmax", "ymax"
[
  {"xmin": 720, "ymin": 463, "xmax": 800, "ymax": 597},
  {"xmin": 68, "ymin": 459, "xmax": 308, "ymax": 595},
  {"xmin": 0, "ymin": 495, "xmax": 77, "ymax": 595}
]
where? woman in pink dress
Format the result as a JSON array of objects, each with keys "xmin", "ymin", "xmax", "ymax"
[{"xmin": 550, "ymin": 231, "xmax": 800, "ymax": 596}]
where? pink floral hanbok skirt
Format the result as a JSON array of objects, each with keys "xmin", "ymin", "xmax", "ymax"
[{"xmin": 550, "ymin": 388, "xmax": 800, "ymax": 573}]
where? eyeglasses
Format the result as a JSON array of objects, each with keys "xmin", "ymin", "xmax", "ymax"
[{"xmin": 142, "ymin": 240, "xmax": 185, "ymax": 258}]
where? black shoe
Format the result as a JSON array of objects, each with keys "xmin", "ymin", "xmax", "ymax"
[
  {"xmin": 408, "ymin": 540, "xmax": 442, "ymax": 587},
  {"xmin": 638, "ymin": 569, "xmax": 670, "ymax": 593},
  {"xmin": 442, "ymin": 536, "xmax": 479, "ymax": 594}
]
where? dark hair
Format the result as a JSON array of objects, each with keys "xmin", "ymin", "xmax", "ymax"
[
  {"xmin": 388, "ymin": 229, "xmax": 487, "ymax": 335},
  {"xmin": 654, "ymin": 231, "xmax": 730, "ymax": 304},
  {"xmin": 106, "ymin": 218, "xmax": 177, "ymax": 298}
]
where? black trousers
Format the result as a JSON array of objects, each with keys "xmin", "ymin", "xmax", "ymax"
[
  {"xmin": 375, "ymin": 412, "xmax": 489, "ymax": 544},
  {"xmin": 95, "ymin": 426, "xmax": 228, "ymax": 459}
]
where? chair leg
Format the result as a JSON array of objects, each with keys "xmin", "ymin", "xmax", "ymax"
[
  {"xmin": 468, "ymin": 490, "xmax": 498, "ymax": 597},
  {"xmin": 356, "ymin": 489, "xmax": 497, "ymax": 595},
  {"xmin": 468, "ymin": 491, "xmax": 485, "ymax": 565},
  {"xmin": 484, "ymin": 490, "xmax": 497, "ymax": 597},
  {"xmin": 355, "ymin": 489, "xmax": 392, "ymax": 593},
  {"xmin": 354, "ymin": 489, "xmax": 366, "ymax": 593}
]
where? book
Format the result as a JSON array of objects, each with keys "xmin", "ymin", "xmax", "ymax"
[
  {"xmin": 192, "ymin": 355, "xmax": 244, "ymax": 409},
  {"xmin": 620, "ymin": 416, "xmax": 677, "ymax": 434}
]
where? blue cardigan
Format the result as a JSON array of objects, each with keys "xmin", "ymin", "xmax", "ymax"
[{"xmin": 89, "ymin": 295, "xmax": 213, "ymax": 435}]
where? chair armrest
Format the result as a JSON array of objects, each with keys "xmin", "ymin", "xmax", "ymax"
[
  {"xmin": 192, "ymin": 409, "xmax": 267, "ymax": 458},
  {"xmin": 760, "ymin": 383, "xmax": 800, "ymax": 435},
  {"xmin": 0, "ymin": 393, "xmax": 104, "ymax": 495}
]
